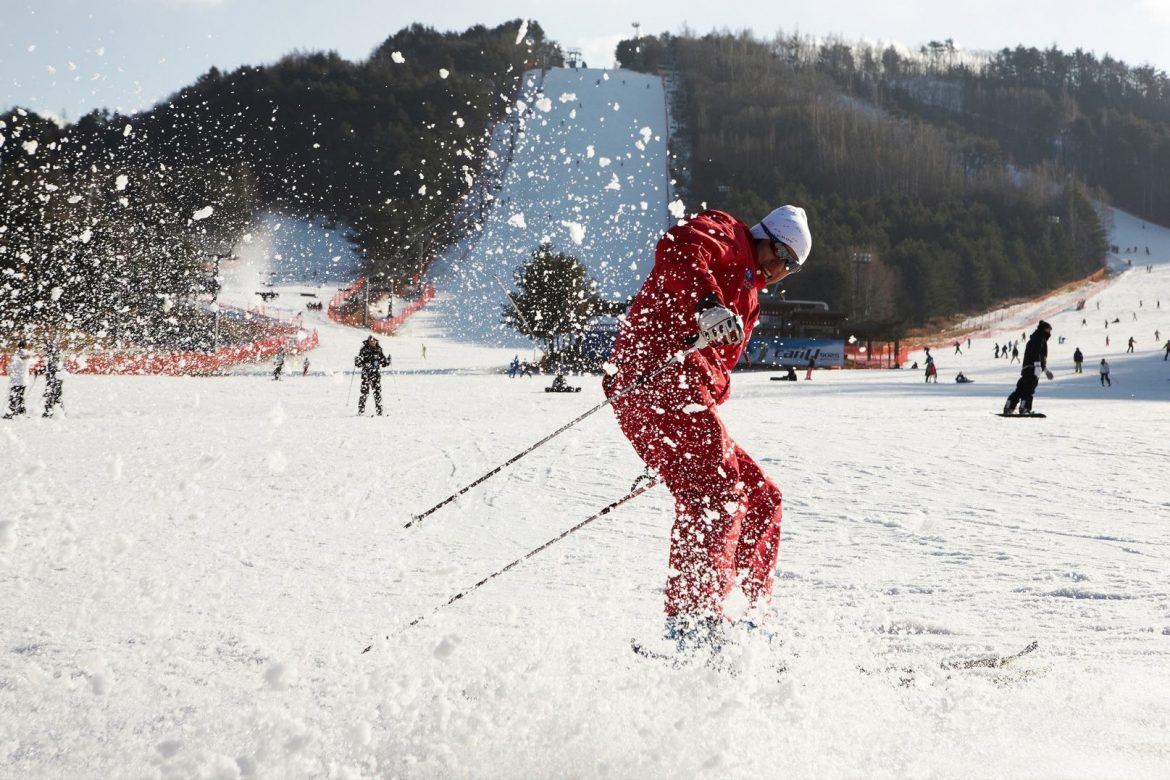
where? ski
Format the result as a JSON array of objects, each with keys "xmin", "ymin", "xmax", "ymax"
[
  {"xmin": 861, "ymin": 640, "xmax": 1039, "ymax": 685},
  {"xmin": 630, "ymin": 638, "xmax": 789, "ymax": 677},
  {"xmin": 941, "ymin": 639, "xmax": 1038, "ymax": 669}
]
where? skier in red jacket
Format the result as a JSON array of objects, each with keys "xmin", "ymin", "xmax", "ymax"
[{"xmin": 604, "ymin": 206, "xmax": 812, "ymax": 653}]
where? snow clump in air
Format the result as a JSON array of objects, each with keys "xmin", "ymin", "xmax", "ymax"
[
  {"xmin": 560, "ymin": 221, "xmax": 585, "ymax": 245},
  {"xmin": 507, "ymin": 213, "xmax": 527, "ymax": 229},
  {"xmin": 192, "ymin": 206, "xmax": 214, "ymax": 221},
  {"xmin": 514, "ymin": 19, "xmax": 529, "ymax": 45},
  {"xmin": 115, "ymin": 174, "xmax": 129, "ymax": 191},
  {"xmin": 669, "ymin": 199, "xmax": 687, "ymax": 219},
  {"xmin": 390, "ymin": 52, "xmax": 405, "ymax": 64}
]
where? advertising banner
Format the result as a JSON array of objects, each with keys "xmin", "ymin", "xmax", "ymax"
[{"xmin": 744, "ymin": 337, "xmax": 845, "ymax": 368}]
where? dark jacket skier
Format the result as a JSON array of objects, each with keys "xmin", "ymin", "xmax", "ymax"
[
  {"xmin": 1004, "ymin": 321, "xmax": 1054, "ymax": 414},
  {"xmin": 1073, "ymin": 347, "xmax": 1084, "ymax": 373},
  {"xmin": 41, "ymin": 343, "xmax": 63, "ymax": 417},
  {"xmin": 355, "ymin": 336, "xmax": 390, "ymax": 415}
]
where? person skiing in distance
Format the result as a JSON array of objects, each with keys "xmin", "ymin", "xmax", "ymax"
[
  {"xmin": 4, "ymin": 341, "xmax": 33, "ymax": 419},
  {"xmin": 41, "ymin": 342, "xmax": 64, "ymax": 417},
  {"xmin": 1073, "ymin": 347, "xmax": 1084, "ymax": 374},
  {"xmin": 273, "ymin": 345, "xmax": 285, "ymax": 381},
  {"xmin": 1163, "ymin": 339, "xmax": 1170, "ymax": 361},
  {"xmin": 354, "ymin": 335, "xmax": 390, "ymax": 415},
  {"xmin": 1099, "ymin": 358, "xmax": 1111, "ymax": 386},
  {"xmin": 603, "ymin": 204, "xmax": 811, "ymax": 653},
  {"xmin": 805, "ymin": 355, "xmax": 815, "ymax": 380},
  {"xmin": 923, "ymin": 348, "xmax": 937, "ymax": 383},
  {"xmin": 1004, "ymin": 320, "xmax": 1054, "ymax": 415},
  {"xmin": 1010, "ymin": 343, "xmax": 1020, "ymax": 363}
]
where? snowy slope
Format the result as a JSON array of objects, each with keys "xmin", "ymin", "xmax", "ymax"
[
  {"xmin": 3, "ymin": 193, "xmax": 1170, "ymax": 780},
  {"xmin": 424, "ymin": 67, "xmax": 672, "ymax": 345}
]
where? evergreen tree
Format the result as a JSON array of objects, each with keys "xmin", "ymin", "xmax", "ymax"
[{"xmin": 502, "ymin": 243, "xmax": 602, "ymax": 363}]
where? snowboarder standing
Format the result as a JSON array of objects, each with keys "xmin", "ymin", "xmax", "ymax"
[
  {"xmin": 1073, "ymin": 347, "xmax": 1084, "ymax": 374},
  {"xmin": 41, "ymin": 342, "xmax": 64, "ymax": 417},
  {"xmin": 1003, "ymin": 320, "xmax": 1054, "ymax": 415},
  {"xmin": 4, "ymin": 342, "xmax": 33, "ymax": 419},
  {"xmin": 923, "ymin": 348, "xmax": 937, "ymax": 383},
  {"xmin": 355, "ymin": 335, "xmax": 390, "ymax": 415},
  {"xmin": 603, "ymin": 205, "xmax": 811, "ymax": 653}
]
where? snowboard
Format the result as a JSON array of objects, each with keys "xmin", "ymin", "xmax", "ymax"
[{"xmin": 995, "ymin": 412, "xmax": 1047, "ymax": 418}]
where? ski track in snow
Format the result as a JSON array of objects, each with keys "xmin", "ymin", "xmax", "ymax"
[{"xmin": 3, "ymin": 70, "xmax": 1170, "ymax": 778}]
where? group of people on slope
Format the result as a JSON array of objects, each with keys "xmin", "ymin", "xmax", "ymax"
[
  {"xmin": 1071, "ymin": 347, "xmax": 1113, "ymax": 385},
  {"xmin": 4, "ymin": 341, "xmax": 65, "ymax": 420}
]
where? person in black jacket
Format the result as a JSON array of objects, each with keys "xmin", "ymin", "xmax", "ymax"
[
  {"xmin": 1004, "ymin": 321, "xmax": 1054, "ymax": 414},
  {"xmin": 354, "ymin": 336, "xmax": 391, "ymax": 415},
  {"xmin": 1073, "ymin": 347, "xmax": 1084, "ymax": 373},
  {"xmin": 41, "ymin": 342, "xmax": 63, "ymax": 417}
]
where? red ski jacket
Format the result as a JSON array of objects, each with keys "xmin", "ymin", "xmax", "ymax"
[{"xmin": 608, "ymin": 210, "xmax": 764, "ymax": 405}]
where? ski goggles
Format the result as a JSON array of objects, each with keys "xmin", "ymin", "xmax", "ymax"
[{"xmin": 758, "ymin": 222, "xmax": 802, "ymax": 275}]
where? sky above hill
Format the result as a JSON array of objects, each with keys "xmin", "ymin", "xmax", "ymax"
[{"xmin": 5, "ymin": 0, "xmax": 1170, "ymax": 120}]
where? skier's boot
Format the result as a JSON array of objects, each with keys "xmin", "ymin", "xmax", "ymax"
[{"xmin": 665, "ymin": 614, "xmax": 726, "ymax": 659}]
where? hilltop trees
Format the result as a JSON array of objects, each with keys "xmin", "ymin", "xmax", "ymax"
[
  {"xmin": 1, "ymin": 20, "xmax": 557, "ymax": 341},
  {"xmin": 619, "ymin": 31, "xmax": 1107, "ymax": 328}
]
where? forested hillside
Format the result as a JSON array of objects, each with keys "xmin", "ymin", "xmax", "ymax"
[
  {"xmin": 1, "ymin": 20, "xmax": 556, "ymax": 342},
  {"xmin": 9, "ymin": 19, "xmax": 1170, "ymax": 342},
  {"xmin": 620, "ymin": 32, "xmax": 1109, "ymax": 331}
]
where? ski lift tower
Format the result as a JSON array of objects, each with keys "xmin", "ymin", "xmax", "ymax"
[{"xmin": 565, "ymin": 48, "xmax": 583, "ymax": 69}]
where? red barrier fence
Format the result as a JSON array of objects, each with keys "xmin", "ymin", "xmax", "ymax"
[
  {"xmin": 327, "ymin": 276, "xmax": 436, "ymax": 335},
  {"xmin": 844, "ymin": 343, "xmax": 910, "ymax": 368},
  {"xmin": 0, "ymin": 329, "xmax": 318, "ymax": 376}
]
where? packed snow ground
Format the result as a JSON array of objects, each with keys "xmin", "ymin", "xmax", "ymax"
[{"xmin": 3, "ymin": 205, "xmax": 1169, "ymax": 778}]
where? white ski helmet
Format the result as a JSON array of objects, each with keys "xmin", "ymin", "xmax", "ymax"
[{"xmin": 750, "ymin": 205, "xmax": 812, "ymax": 264}]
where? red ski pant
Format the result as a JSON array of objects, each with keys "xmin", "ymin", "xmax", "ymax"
[{"xmin": 608, "ymin": 372, "xmax": 783, "ymax": 620}]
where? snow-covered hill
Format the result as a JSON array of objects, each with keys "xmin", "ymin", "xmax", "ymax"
[{"xmin": 425, "ymin": 66, "xmax": 672, "ymax": 345}]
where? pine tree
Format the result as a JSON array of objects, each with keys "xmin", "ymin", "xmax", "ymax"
[{"xmin": 502, "ymin": 243, "xmax": 602, "ymax": 364}]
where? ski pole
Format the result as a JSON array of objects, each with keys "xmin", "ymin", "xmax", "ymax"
[
  {"xmin": 345, "ymin": 369, "xmax": 356, "ymax": 410},
  {"xmin": 363, "ymin": 475, "xmax": 660, "ymax": 652},
  {"xmin": 405, "ymin": 346, "xmax": 694, "ymax": 529}
]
